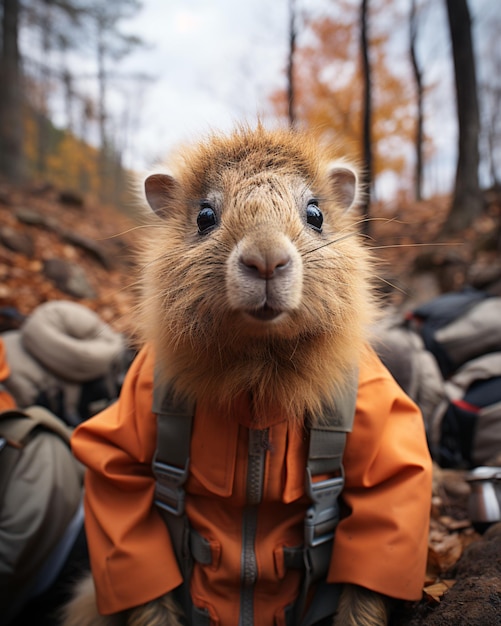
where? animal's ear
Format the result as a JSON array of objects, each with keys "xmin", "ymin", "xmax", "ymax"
[
  {"xmin": 144, "ymin": 173, "xmax": 180, "ymax": 217},
  {"xmin": 327, "ymin": 162, "xmax": 359, "ymax": 212}
]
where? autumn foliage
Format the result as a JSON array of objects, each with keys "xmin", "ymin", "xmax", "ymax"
[
  {"xmin": 271, "ymin": 1, "xmax": 428, "ymax": 192},
  {"xmin": 23, "ymin": 111, "xmax": 105, "ymax": 200}
]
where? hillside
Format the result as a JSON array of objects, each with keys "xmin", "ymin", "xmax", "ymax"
[
  {"xmin": 370, "ymin": 188, "xmax": 501, "ymax": 309},
  {"xmin": 0, "ymin": 182, "xmax": 138, "ymax": 334}
]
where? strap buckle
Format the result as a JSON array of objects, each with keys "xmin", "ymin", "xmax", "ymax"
[
  {"xmin": 152, "ymin": 456, "xmax": 190, "ymax": 516},
  {"xmin": 304, "ymin": 469, "xmax": 344, "ymax": 547}
]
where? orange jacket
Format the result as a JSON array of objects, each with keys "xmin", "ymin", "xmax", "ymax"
[
  {"xmin": 0, "ymin": 339, "xmax": 16, "ymax": 412},
  {"xmin": 71, "ymin": 344, "xmax": 432, "ymax": 624}
]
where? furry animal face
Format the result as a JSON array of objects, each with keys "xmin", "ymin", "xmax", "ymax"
[{"xmin": 137, "ymin": 124, "xmax": 376, "ymax": 421}]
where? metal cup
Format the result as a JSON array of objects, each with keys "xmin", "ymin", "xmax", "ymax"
[{"xmin": 466, "ymin": 466, "xmax": 501, "ymax": 525}]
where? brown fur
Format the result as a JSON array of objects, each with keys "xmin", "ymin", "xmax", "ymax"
[
  {"xmin": 61, "ymin": 572, "xmax": 184, "ymax": 626},
  {"xmin": 136, "ymin": 123, "xmax": 377, "ymax": 425},
  {"xmin": 62, "ymin": 580, "xmax": 388, "ymax": 626},
  {"xmin": 60, "ymin": 573, "xmax": 124, "ymax": 626},
  {"xmin": 125, "ymin": 594, "xmax": 184, "ymax": 626},
  {"xmin": 333, "ymin": 585, "xmax": 391, "ymax": 626}
]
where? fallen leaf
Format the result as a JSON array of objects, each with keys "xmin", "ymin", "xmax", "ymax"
[
  {"xmin": 428, "ymin": 533, "xmax": 463, "ymax": 573},
  {"xmin": 423, "ymin": 579, "xmax": 456, "ymax": 603}
]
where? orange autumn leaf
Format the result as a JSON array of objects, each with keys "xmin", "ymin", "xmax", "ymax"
[{"xmin": 423, "ymin": 580, "xmax": 456, "ymax": 603}]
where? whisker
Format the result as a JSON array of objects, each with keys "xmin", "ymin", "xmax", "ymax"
[
  {"xmin": 374, "ymin": 274, "xmax": 409, "ymax": 295},
  {"xmin": 303, "ymin": 231, "xmax": 362, "ymax": 256},
  {"xmin": 349, "ymin": 215, "xmax": 397, "ymax": 230},
  {"xmin": 95, "ymin": 222, "xmax": 166, "ymax": 241},
  {"xmin": 367, "ymin": 242, "xmax": 460, "ymax": 251}
]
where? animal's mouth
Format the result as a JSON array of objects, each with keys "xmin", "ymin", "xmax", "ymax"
[{"xmin": 247, "ymin": 304, "xmax": 283, "ymax": 321}]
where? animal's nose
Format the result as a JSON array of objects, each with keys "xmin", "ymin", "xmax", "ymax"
[{"xmin": 240, "ymin": 249, "xmax": 291, "ymax": 279}]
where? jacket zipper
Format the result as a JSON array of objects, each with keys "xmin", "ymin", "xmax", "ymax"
[{"xmin": 239, "ymin": 427, "xmax": 268, "ymax": 626}]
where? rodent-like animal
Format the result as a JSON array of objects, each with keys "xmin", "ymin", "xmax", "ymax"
[
  {"xmin": 62, "ymin": 124, "xmax": 389, "ymax": 626},
  {"xmin": 138, "ymin": 124, "xmax": 376, "ymax": 424}
]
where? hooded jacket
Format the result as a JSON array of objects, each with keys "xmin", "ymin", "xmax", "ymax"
[{"xmin": 71, "ymin": 344, "xmax": 432, "ymax": 625}]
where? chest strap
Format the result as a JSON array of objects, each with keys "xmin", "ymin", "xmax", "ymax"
[{"xmin": 152, "ymin": 370, "xmax": 358, "ymax": 626}]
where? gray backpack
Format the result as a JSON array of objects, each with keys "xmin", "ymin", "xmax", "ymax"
[
  {"xmin": 374, "ymin": 290, "xmax": 501, "ymax": 469},
  {"xmin": 0, "ymin": 406, "xmax": 84, "ymax": 624},
  {"xmin": 407, "ymin": 289, "xmax": 501, "ymax": 378}
]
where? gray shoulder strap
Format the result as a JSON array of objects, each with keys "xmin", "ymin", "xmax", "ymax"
[
  {"xmin": 0, "ymin": 406, "xmax": 73, "ymax": 506},
  {"xmin": 303, "ymin": 370, "xmax": 358, "ymax": 538},
  {"xmin": 152, "ymin": 377, "xmax": 194, "ymax": 512},
  {"xmin": 297, "ymin": 368, "xmax": 359, "ymax": 626},
  {"xmin": 151, "ymin": 371, "xmax": 195, "ymax": 614},
  {"xmin": 307, "ymin": 372, "xmax": 357, "ymax": 475},
  {"xmin": 0, "ymin": 406, "xmax": 72, "ymax": 446}
]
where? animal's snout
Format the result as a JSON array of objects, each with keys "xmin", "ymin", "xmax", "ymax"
[
  {"xmin": 239, "ymin": 249, "xmax": 291, "ymax": 280},
  {"xmin": 226, "ymin": 231, "xmax": 303, "ymax": 323}
]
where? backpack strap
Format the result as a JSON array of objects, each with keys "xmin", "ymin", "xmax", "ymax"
[
  {"xmin": 0, "ymin": 406, "xmax": 72, "ymax": 445},
  {"xmin": 151, "ymin": 374, "xmax": 195, "ymax": 614},
  {"xmin": 295, "ymin": 371, "xmax": 358, "ymax": 626},
  {"xmin": 0, "ymin": 406, "xmax": 73, "ymax": 505}
]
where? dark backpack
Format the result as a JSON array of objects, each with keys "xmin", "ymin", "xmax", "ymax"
[
  {"xmin": 408, "ymin": 289, "xmax": 501, "ymax": 378},
  {"xmin": 436, "ymin": 353, "xmax": 501, "ymax": 468}
]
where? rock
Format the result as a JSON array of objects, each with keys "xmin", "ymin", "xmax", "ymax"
[
  {"xmin": 58, "ymin": 190, "xmax": 84, "ymax": 208},
  {"xmin": 0, "ymin": 187, "xmax": 11, "ymax": 205},
  {"xmin": 468, "ymin": 259, "xmax": 501, "ymax": 290},
  {"xmin": 43, "ymin": 258, "xmax": 96, "ymax": 299},
  {"xmin": 0, "ymin": 225, "xmax": 35, "ymax": 257},
  {"xmin": 15, "ymin": 207, "xmax": 58, "ymax": 231},
  {"xmin": 15, "ymin": 207, "xmax": 48, "ymax": 226},
  {"xmin": 61, "ymin": 231, "xmax": 113, "ymax": 269}
]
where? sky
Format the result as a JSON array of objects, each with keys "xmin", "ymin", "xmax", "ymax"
[
  {"xmin": 35, "ymin": 0, "xmax": 501, "ymax": 199},
  {"xmin": 117, "ymin": 0, "xmax": 297, "ymax": 170},
  {"xmin": 115, "ymin": 0, "xmax": 459, "ymax": 196}
]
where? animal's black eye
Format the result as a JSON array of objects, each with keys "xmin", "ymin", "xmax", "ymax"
[
  {"xmin": 306, "ymin": 201, "xmax": 323, "ymax": 232},
  {"xmin": 197, "ymin": 202, "xmax": 217, "ymax": 234}
]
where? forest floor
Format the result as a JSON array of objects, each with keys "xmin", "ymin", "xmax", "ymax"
[{"xmin": 1, "ymin": 180, "xmax": 501, "ymax": 624}]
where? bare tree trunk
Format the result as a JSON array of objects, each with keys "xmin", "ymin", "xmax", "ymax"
[
  {"xmin": 287, "ymin": 0, "xmax": 296, "ymax": 127},
  {"xmin": 487, "ymin": 121, "xmax": 500, "ymax": 187},
  {"xmin": 37, "ymin": 0, "xmax": 53, "ymax": 178},
  {"xmin": 360, "ymin": 0, "xmax": 372, "ymax": 236},
  {"xmin": 97, "ymin": 26, "xmax": 107, "ymax": 155},
  {"xmin": 443, "ymin": 0, "xmax": 482, "ymax": 233},
  {"xmin": 96, "ymin": 18, "xmax": 112, "ymax": 201},
  {"xmin": 62, "ymin": 69, "xmax": 75, "ymax": 133},
  {"xmin": 0, "ymin": 0, "xmax": 24, "ymax": 183},
  {"xmin": 410, "ymin": 0, "xmax": 424, "ymax": 201},
  {"xmin": 481, "ymin": 82, "xmax": 501, "ymax": 188}
]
